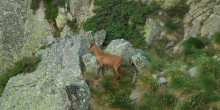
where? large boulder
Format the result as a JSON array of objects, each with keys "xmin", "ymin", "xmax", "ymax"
[
  {"xmin": 65, "ymin": 80, "xmax": 91, "ymax": 110},
  {"xmin": 69, "ymin": 0, "xmax": 95, "ymax": 27},
  {"xmin": 143, "ymin": 18, "xmax": 163, "ymax": 44},
  {"xmin": 131, "ymin": 53, "xmax": 151, "ymax": 71},
  {"xmin": 201, "ymin": 14, "xmax": 220, "ymax": 37},
  {"xmin": 184, "ymin": 0, "xmax": 220, "ymax": 38},
  {"xmin": 0, "ymin": 33, "xmax": 91, "ymax": 110},
  {"xmin": 82, "ymin": 53, "xmax": 99, "ymax": 74},
  {"xmin": 81, "ymin": 30, "xmax": 106, "ymax": 48},
  {"xmin": 105, "ymin": 39, "xmax": 137, "ymax": 65}
]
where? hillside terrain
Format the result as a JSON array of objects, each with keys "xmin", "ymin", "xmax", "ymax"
[{"xmin": 0, "ymin": 0, "xmax": 220, "ymax": 109}]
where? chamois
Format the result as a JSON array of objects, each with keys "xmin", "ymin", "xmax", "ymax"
[{"xmin": 89, "ymin": 43, "xmax": 124, "ymax": 81}]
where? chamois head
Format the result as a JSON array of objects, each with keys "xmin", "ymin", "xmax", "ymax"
[{"xmin": 89, "ymin": 43, "xmax": 97, "ymax": 51}]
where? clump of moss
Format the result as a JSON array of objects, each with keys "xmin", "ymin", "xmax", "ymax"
[
  {"xmin": 39, "ymin": 45, "xmax": 46, "ymax": 50},
  {"xmin": 0, "ymin": 55, "xmax": 41, "ymax": 97}
]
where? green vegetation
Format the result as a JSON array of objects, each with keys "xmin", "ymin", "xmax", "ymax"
[
  {"xmin": 211, "ymin": 32, "xmax": 220, "ymax": 44},
  {"xmin": 165, "ymin": 19, "xmax": 179, "ymax": 31},
  {"xmin": 85, "ymin": 66, "xmax": 135, "ymax": 109},
  {"xmin": 83, "ymin": 0, "xmax": 159, "ymax": 47},
  {"xmin": 181, "ymin": 37, "xmax": 205, "ymax": 56},
  {"xmin": 39, "ymin": 45, "xmax": 46, "ymax": 50},
  {"xmin": 0, "ymin": 56, "xmax": 41, "ymax": 97},
  {"xmin": 166, "ymin": 1, "xmax": 189, "ymax": 18}
]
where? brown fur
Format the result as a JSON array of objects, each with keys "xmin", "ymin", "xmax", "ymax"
[{"xmin": 90, "ymin": 43, "xmax": 124, "ymax": 81}]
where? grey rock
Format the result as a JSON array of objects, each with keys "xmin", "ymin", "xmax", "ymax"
[
  {"xmin": 61, "ymin": 25, "xmax": 71, "ymax": 37},
  {"xmin": 93, "ymin": 30, "xmax": 106, "ymax": 47},
  {"xmin": 166, "ymin": 42, "xmax": 174, "ymax": 49},
  {"xmin": 189, "ymin": 67, "xmax": 198, "ymax": 77},
  {"xmin": 153, "ymin": 74, "xmax": 159, "ymax": 79},
  {"xmin": 105, "ymin": 39, "xmax": 136, "ymax": 65},
  {"xmin": 0, "ymin": 33, "xmax": 91, "ymax": 110},
  {"xmin": 41, "ymin": 35, "xmax": 55, "ymax": 46},
  {"xmin": 214, "ymin": 5, "xmax": 220, "ymax": 15},
  {"xmin": 164, "ymin": 0, "xmax": 181, "ymax": 9},
  {"xmin": 69, "ymin": 0, "xmax": 95, "ymax": 26},
  {"xmin": 184, "ymin": 0, "xmax": 219, "ymax": 39},
  {"xmin": 65, "ymin": 80, "xmax": 91, "ymax": 110},
  {"xmin": 188, "ymin": 15, "xmax": 203, "ymax": 38},
  {"xmin": 143, "ymin": 18, "xmax": 163, "ymax": 44},
  {"xmin": 80, "ymin": 30, "xmax": 106, "ymax": 48},
  {"xmin": 129, "ymin": 86, "xmax": 147, "ymax": 101},
  {"xmin": 82, "ymin": 53, "xmax": 99, "ymax": 74},
  {"xmin": 173, "ymin": 43, "xmax": 181, "ymax": 53},
  {"xmin": 131, "ymin": 54, "xmax": 151, "ymax": 71},
  {"xmin": 56, "ymin": 8, "xmax": 67, "ymax": 30},
  {"xmin": 201, "ymin": 14, "xmax": 220, "ymax": 37},
  {"xmin": 134, "ymin": 49, "xmax": 145, "ymax": 56},
  {"xmin": 158, "ymin": 77, "xmax": 167, "ymax": 85}
]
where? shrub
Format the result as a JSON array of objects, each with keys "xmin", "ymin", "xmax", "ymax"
[
  {"xmin": 0, "ymin": 55, "xmax": 41, "ymax": 97},
  {"xmin": 45, "ymin": 3, "xmax": 58, "ymax": 21},
  {"xmin": 66, "ymin": 20, "xmax": 78, "ymax": 29},
  {"xmin": 181, "ymin": 37, "xmax": 205, "ymax": 56},
  {"xmin": 83, "ymin": 0, "xmax": 158, "ymax": 47},
  {"xmin": 166, "ymin": 1, "xmax": 189, "ymax": 18},
  {"xmin": 165, "ymin": 19, "xmax": 179, "ymax": 31}
]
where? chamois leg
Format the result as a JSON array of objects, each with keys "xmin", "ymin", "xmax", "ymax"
[
  {"xmin": 119, "ymin": 67, "xmax": 125, "ymax": 80},
  {"xmin": 96, "ymin": 64, "xmax": 104, "ymax": 79},
  {"xmin": 113, "ymin": 66, "xmax": 120, "ymax": 81},
  {"xmin": 96, "ymin": 66, "xmax": 102, "ymax": 79}
]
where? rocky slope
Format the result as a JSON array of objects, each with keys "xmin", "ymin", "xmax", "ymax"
[
  {"xmin": 0, "ymin": 0, "xmax": 53, "ymax": 76},
  {"xmin": 0, "ymin": 33, "xmax": 91, "ymax": 110},
  {"xmin": 0, "ymin": 0, "xmax": 220, "ymax": 109}
]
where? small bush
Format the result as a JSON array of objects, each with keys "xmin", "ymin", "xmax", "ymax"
[
  {"xmin": 166, "ymin": 1, "xmax": 189, "ymax": 18},
  {"xmin": 165, "ymin": 19, "xmax": 179, "ymax": 31},
  {"xmin": 181, "ymin": 37, "xmax": 205, "ymax": 56},
  {"xmin": 45, "ymin": 3, "xmax": 58, "ymax": 20}
]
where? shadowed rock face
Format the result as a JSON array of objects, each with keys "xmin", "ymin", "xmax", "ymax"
[{"xmin": 0, "ymin": 33, "xmax": 91, "ymax": 110}]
